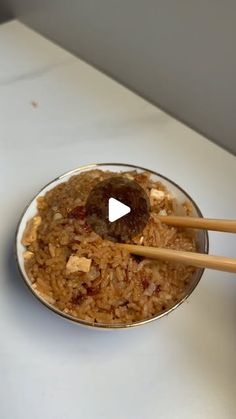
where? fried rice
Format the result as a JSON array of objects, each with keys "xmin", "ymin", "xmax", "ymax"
[{"xmin": 22, "ymin": 170, "xmax": 197, "ymax": 324}]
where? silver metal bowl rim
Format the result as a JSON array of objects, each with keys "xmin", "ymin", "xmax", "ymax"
[{"xmin": 15, "ymin": 163, "xmax": 209, "ymax": 330}]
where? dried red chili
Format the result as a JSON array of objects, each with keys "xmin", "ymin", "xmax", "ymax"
[{"xmin": 68, "ymin": 205, "xmax": 86, "ymax": 219}]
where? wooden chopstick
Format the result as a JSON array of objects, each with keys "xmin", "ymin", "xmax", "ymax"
[
  {"xmin": 117, "ymin": 244, "xmax": 236, "ymax": 273},
  {"xmin": 158, "ymin": 216, "xmax": 236, "ymax": 233}
]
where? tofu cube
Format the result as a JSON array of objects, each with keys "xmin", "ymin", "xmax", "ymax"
[
  {"xmin": 22, "ymin": 216, "xmax": 41, "ymax": 246},
  {"xmin": 23, "ymin": 251, "xmax": 34, "ymax": 260},
  {"xmin": 158, "ymin": 209, "xmax": 167, "ymax": 216},
  {"xmin": 150, "ymin": 188, "xmax": 165, "ymax": 205},
  {"xmin": 66, "ymin": 255, "xmax": 91, "ymax": 274}
]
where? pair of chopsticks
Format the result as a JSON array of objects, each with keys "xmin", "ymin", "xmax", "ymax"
[{"xmin": 118, "ymin": 217, "xmax": 236, "ymax": 273}]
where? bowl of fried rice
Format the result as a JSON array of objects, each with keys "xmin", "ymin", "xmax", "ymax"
[{"xmin": 15, "ymin": 163, "xmax": 209, "ymax": 329}]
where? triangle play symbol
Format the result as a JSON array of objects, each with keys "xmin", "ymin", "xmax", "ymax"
[{"xmin": 108, "ymin": 197, "xmax": 131, "ymax": 222}]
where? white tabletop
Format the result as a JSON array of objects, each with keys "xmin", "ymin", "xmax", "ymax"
[{"xmin": 1, "ymin": 20, "xmax": 236, "ymax": 419}]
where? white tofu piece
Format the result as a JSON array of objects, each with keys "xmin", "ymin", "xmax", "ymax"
[
  {"xmin": 124, "ymin": 173, "xmax": 134, "ymax": 180},
  {"xmin": 158, "ymin": 209, "xmax": 167, "ymax": 216},
  {"xmin": 150, "ymin": 188, "xmax": 165, "ymax": 201},
  {"xmin": 53, "ymin": 212, "xmax": 63, "ymax": 221},
  {"xmin": 150, "ymin": 188, "xmax": 165, "ymax": 204},
  {"xmin": 37, "ymin": 196, "xmax": 47, "ymax": 209},
  {"xmin": 23, "ymin": 251, "xmax": 34, "ymax": 260},
  {"xmin": 66, "ymin": 255, "xmax": 91, "ymax": 274},
  {"xmin": 22, "ymin": 216, "xmax": 41, "ymax": 246}
]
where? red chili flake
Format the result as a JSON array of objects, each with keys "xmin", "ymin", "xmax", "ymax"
[
  {"xmin": 86, "ymin": 287, "xmax": 100, "ymax": 296},
  {"xmin": 156, "ymin": 284, "xmax": 161, "ymax": 294},
  {"xmin": 71, "ymin": 294, "xmax": 85, "ymax": 305},
  {"xmin": 162, "ymin": 304, "xmax": 166, "ymax": 311},
  {"xmin": 142, "ymin": 277, "xmax": 149, "ymax": 289},
  {"xmin": 68, "ymin": 205, "xmax": 86, "ymax": 219},
  {"xmin": 83, "ymin": 223, "xmax": 92, "ymax": 233}
]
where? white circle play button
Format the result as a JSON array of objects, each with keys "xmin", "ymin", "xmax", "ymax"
[{"xmin": 108, "ymin": 198, "xmax": 131, "ymax": 222}]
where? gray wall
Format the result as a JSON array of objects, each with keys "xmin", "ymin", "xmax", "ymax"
[
  {"xmin": 2, "ymin": 0, "xmax": 236, "ymax": 154},
  {"xmin": 0, "ymin": 3, "xmax": 12, "ymax": 22}
]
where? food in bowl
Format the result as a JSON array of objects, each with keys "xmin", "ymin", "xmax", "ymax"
[{"xmin": 20, "ymin": 168, "xmax": 199, "ymax": 325}]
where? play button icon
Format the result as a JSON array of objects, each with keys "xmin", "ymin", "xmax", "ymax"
[
  {"xmin": 85, "ymin": 176, "xmax": 150, "ymax": 242},
  {"xmin": 108, "ymin": 198, "xmax": 131, "ymax": 222}
]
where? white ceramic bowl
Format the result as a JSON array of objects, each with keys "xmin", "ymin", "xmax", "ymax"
[{"xmin": 15, "ymin": 163, "xmax": 209, "ymax": 329}]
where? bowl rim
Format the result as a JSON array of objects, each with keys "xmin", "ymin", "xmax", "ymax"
[{"xmin": 15, "ymin": 163, "xmax": 209, "ymax": 329}]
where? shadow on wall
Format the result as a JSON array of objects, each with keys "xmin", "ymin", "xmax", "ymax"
[{"xmin": 0, "ymin": 4, "xmax": 13, "ymax": 22}]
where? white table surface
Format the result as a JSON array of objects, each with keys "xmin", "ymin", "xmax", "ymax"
[{"xmin": 1, "ymin": 20, "xmax": 236, "ymax": 419}]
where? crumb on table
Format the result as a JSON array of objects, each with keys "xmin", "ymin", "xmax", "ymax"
[{"xmin": 31, "ymin": 101, "xmax": 39, "ymax": 108}]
